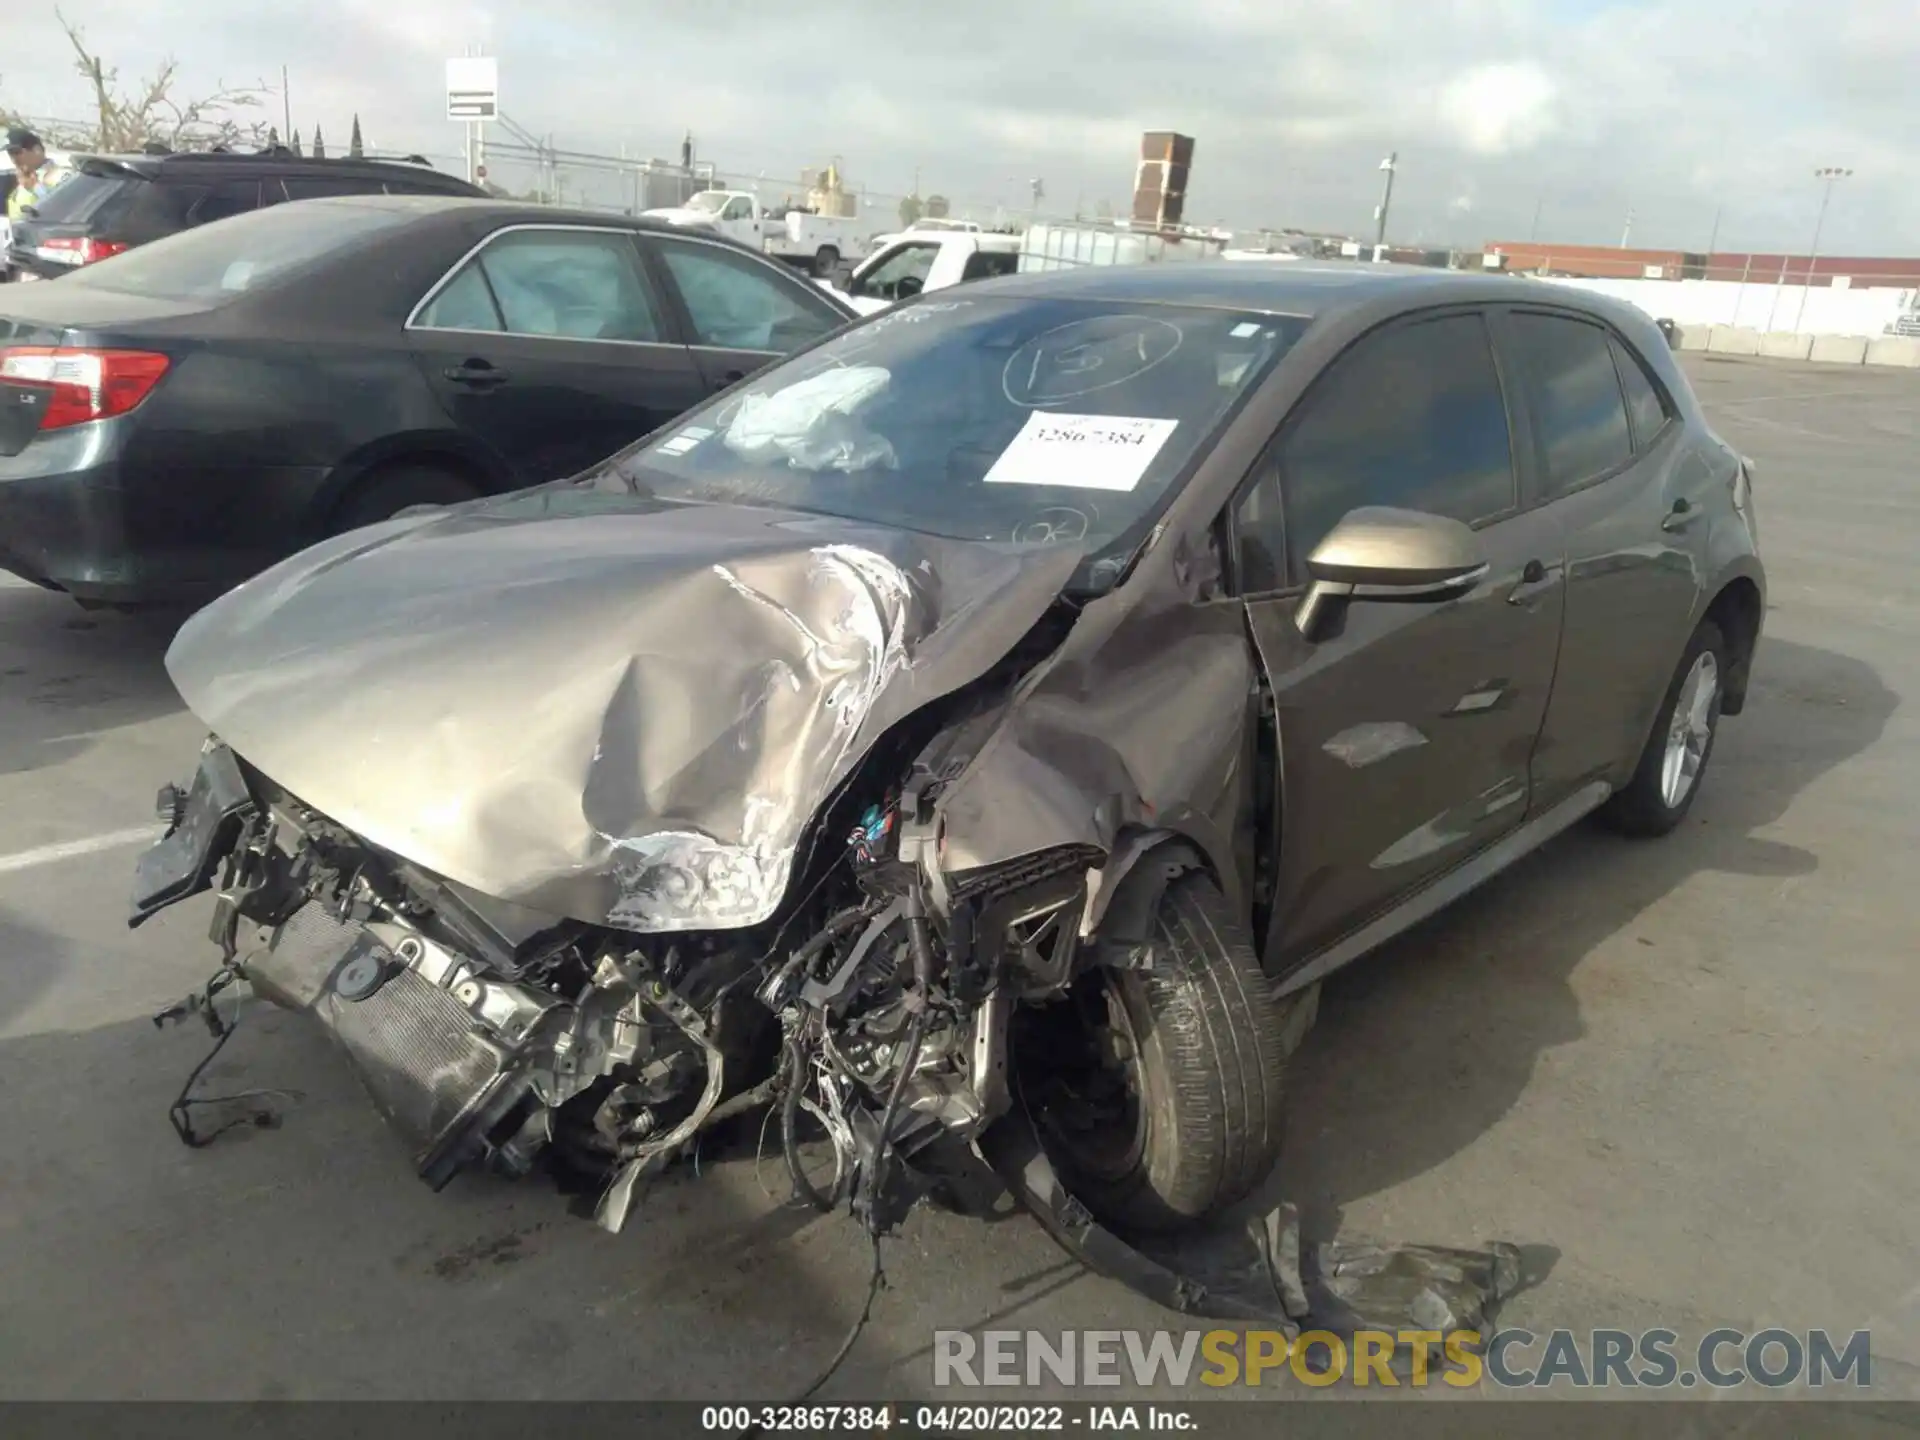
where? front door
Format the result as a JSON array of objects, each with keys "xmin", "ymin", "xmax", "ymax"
[
  {"xmin": 406, "ymin": 224, "xmax": 709, "ymax": 482},
  {"xmin": 1232, "ymin": 309, "xmax": 1567, "ymax": 972},
  {"xmin": 642, "ymin": 233, "xmax": 849, "ymax": 395}
]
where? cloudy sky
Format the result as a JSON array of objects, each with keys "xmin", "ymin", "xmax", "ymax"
[{"xmin": 6, "ymin": 0, "xmax": 1916, "ymax": 256}]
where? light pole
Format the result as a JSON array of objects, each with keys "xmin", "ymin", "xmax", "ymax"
[
  {"xmin": 1792, "ymin": 166, "xmax": 1852, "ymax": 332},
  {"xmin": 1373, "ymin": 152, "xmax": 1397, "ymax": 250}
]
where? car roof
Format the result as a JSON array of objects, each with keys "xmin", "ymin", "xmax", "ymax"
[
  {"xmin": 287, "ymin": 195, "xmax": 843, "ymax": 279},
  {"xmin": 289, "ymin": 193, "xmax": 765, "ymax": 240},
  {"xmin": 977, "ymin": 258, "xmax": 1639, "ymax": 326},
  {"xmin": 76, "ymin": 151, "xmax": 474, "ymax": 183}
]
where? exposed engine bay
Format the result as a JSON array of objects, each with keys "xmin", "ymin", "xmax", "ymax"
[{"xmin": 143, "ymin": 715, "xmax": 1130, "ymax": 1239}]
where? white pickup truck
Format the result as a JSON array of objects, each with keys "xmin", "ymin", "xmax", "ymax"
[
  {"xmin": 831, "ymin": 230, "xmax": 1023, "ymax": 314},
  {"xmin": 640, "ymin": 189, "xmax": 872, "ymax": 277}
]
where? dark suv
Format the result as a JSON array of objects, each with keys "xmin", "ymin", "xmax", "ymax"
[{"xmin": 6, "ymin": 151, "xmax": 483, "ymax": 278}]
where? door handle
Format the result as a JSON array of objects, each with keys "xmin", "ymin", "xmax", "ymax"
[
  {"xmin": 1661, "ymin": 496, "xmax": 1702, "ymax": 532},
  {"xmin": 443, "ymin": 360, "xmax": 510, "ymax": 387},
  {"xmin": 1506, "ymin": 558, "xmax": 1561, "ymax": 607}
]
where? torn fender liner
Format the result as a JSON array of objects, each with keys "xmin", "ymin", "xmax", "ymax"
[
  {"xmin": 980, "ymin": 1108, "xmax": 1535, "ymax": 1365},
  {"xmin": 164, "ymin": 487, "xmax": 1081, "ymax": 932}
]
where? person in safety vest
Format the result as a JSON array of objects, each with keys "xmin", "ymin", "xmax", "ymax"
[{"xmin": 6, "ymin": 129, "xmax": 70, "ymax": 222}]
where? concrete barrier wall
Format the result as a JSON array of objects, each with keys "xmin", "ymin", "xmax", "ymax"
[
  {"xmin": 1706, "ymin": 326, "xmax": 1761, "ymax": 356},
  {"xmin": 1809, "ymin": 336, "xmax": 1869, "ymax": 365},
  {"xmin": 1533, "ymin": 274, "xmax": 1915, "ymax": 339},
  {"xmin": 1865, "ymin": 337, "xmax": 1920, "ymax": 368},
  {"xmin": 1759, "ymin": 332, "xmax": 1815, "ymax": 360}
]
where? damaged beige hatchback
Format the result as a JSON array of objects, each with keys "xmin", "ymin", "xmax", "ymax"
[{"xmin": 132, "ymin": 262, "xmax": 1762, "ymax": 1246}]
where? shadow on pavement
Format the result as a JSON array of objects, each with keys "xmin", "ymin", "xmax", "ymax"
[
  {"xmin": 1277, "ymin": 635, "xmax": 1897, "ymax": 1240},
  {"xmin": 0, "ymin": 997, "xmax": 863, "ymax": 1400},
  {"xmin": 0, "ymin": 587, "xmax": 191, "ymax": 776},
  {"xmin": 0, "ymin": 904, "xmax": 70, "ymax": 1034}
]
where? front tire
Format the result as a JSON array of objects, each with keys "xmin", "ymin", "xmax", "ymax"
[
  {"xmin": 1600, "ymin": 618, "xmax": 1727, "ymax": 837},
  {"xmin": 1019, "ymin": 872, "xmax": 1290, "ymax": 1233}
]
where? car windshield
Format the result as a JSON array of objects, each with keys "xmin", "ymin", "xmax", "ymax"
[
  {"xmin": 598, "ymin": 295, "xmax": 1308, "ymax": 584},
  {"xmin": 53, "ymin": 200, "xmax": 412, "ymax": 303},
  {"xmin": 686, "ymin": 192, "xmax": 730, "ymax": 214}
]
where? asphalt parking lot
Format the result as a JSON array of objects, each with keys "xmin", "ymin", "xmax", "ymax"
[{"xmin": 1, "ymin": 352, "xmax": 1916, "ymax": 1404}]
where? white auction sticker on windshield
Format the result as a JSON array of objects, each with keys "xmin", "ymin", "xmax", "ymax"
[
  {"xmin": 656, "ymin": 425, "xmax": 713, "ymax": 456},
  {"xmin": 983, "ymin": 413, "xmax": 1179, "ymax": 492}
]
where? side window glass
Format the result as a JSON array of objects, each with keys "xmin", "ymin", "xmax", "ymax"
[
  {"xmin": 655, "ymin": 238, "xmax": 842, "ymax": 352},
  {"xmin": 283, "ymin": 177, "xmax": 382, "ymax": 201},
  {"xmin": 722, "ymin": 196, "xmax": 754, "ymax": 221},
  {"xmin": 1610, "ymin": 337, "xmax": 1671, "ymax": 451},
  {"xmin": 1233, "ymin": 465, "xmax": 1288, "ymax": 594},
  {"xmin": 1278, "ymin": 312, "xmax": 1516, "ymax": 572},
  {"xmin": 475, "ymin": 230, "xmax": 662, "ymax": 342},
  {"xmin": 860, "ymin": 242, "xmax": 940, "ymax": 300},
  {"xmin": 415, "ymin": 261, "xmax": 503, "ymax": 332},
  {"xmin": 1508, "ymin": 313, "xmax": 1634, "ymax": 496},
  {"xmin": 958, "ymin": 249, "xmax": 1018, "ymax": 283},
  {"xmin": 191, "ymin": 180, "xmax": 262, "ymax": 224}
]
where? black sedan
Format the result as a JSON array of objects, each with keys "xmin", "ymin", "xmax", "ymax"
[{"xmin": 0, "ymin": 195, "xmax": 854, "ymax": 606}]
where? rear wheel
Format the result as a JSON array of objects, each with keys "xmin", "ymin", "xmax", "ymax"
[
  {"xmin": 1600, "ymin": 619, "xmax": 1727, "ymax": 836},
  {"xmin": 329, "ymin": 465, "xmax": 479, "ymax": 535},
  {"xmin": 1015, "ymin": 872, "xmax": 1289, "ymax": 1232}
]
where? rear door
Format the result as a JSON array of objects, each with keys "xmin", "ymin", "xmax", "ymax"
[
  {"xmin": 405, "ymin": 223, "xmax": 709, "ymax": 481},
  {"xmin": 1232, "ymin": 308, "xmax": 1567, "ymax": 972},
  {"xmin": 641, "ymin": 232, "xmax": 849, "ymax": 392},
  {"xmin": 1495, "ymin": 307, "xmax": 1706, "ymax": 805}
]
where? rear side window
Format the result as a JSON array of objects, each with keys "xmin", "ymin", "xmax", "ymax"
[
  {"xmin": 415, "ymin": 264, "xmax": 502, "ymax": 331},
  {"xmin": 1275, "ymin": 312, "xmax": 1516, "ymax": 572},
  {"xmin": 447, "ymin": 229, "xmax": 663, "ymax": 342},
  {"xmin": 1508, "ymin": 312, "xmax": 1633, "ymax": 497},
  {"xmin": 56, "ymin": 200, "xmax": 413, "ymax": 302},
  {"xmin": 383, "ymin": 177, "xmax": 462, "ymax": 197},
  {"xmin": 1610, "ymin": 338, "xmax": 1672, "ymax": 450},
  {"xmin": 191, "ymin": 179, "xmax": 263, "ymax": 224},
  {"xmin": 281, "ymin": 176, "xmax": 385, "ymax": 201},
  {"xmin": 22, "ymin": 171, "xmax": 138, "ymax": 225}
]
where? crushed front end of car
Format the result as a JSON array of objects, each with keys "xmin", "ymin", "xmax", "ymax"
[{"xmin": 131, "ymin": 488, "xmax": 1281, "ymax": 1239}]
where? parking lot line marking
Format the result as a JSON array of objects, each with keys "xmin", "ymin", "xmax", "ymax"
[{"xmin": 0, "ymin": 826, "xmax": 162, "ymax": 875}]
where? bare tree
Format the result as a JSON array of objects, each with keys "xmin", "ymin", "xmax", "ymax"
[{"xmin": 55, "ymin": 8, "xmax": 273, "ymax": 152}]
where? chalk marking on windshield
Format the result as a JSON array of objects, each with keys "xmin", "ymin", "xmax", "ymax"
[{"xmin": 1001, "ymin": 315, "xmax": 1184, "ymax": 407}]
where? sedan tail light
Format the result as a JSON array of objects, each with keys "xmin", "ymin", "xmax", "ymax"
[
  {"xmin": 33, "ymin": 236, "xmax": 130, "ymax": 266},
  {"xmin": 0, "ymin": 347, "xmax": 172, "ymax": 431}
]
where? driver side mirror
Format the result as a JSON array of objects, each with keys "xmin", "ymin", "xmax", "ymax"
[{"xmin": 1293, "ymin": 506, "xmax": 1488, "ymax": 640}]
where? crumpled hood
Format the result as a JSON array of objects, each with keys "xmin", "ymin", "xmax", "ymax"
[{"xmin": 166, "ymin": 486, "xmax": 1080, "ymax": 932}]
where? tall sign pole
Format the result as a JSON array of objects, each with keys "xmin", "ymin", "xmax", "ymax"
[
  {"xmin": 1374, "ymin": 152, "xmax": 1398, "ymax": 250},
  {"xmin": 446, "ymin": 54, "xmax": 498, "ymax": 186}
]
